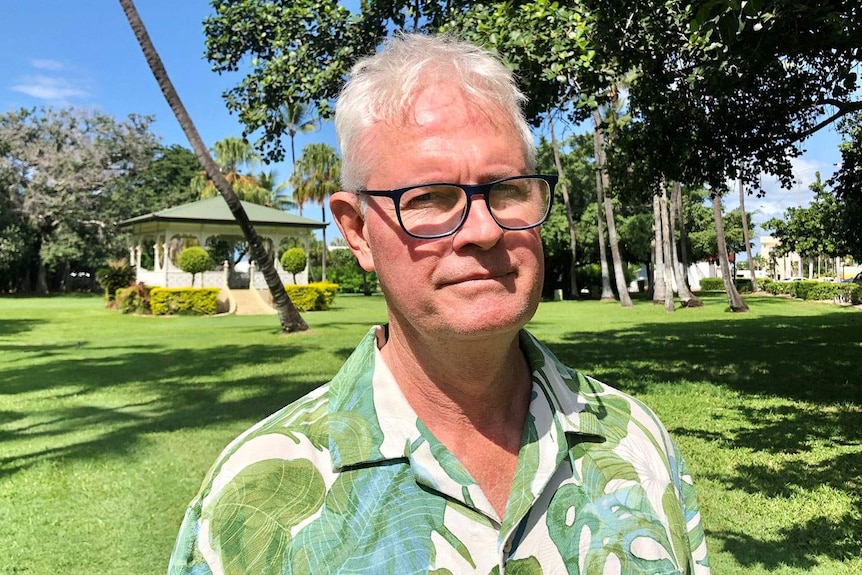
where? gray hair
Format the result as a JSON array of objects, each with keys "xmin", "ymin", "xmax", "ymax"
[{"xmin": 335, "ymin": 32, "xmax": 536, "ymax": 191}]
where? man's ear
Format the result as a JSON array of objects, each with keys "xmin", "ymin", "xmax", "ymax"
[{"xmin": 330, "ymin": 191, "xmax": 375, "ymax": 272}]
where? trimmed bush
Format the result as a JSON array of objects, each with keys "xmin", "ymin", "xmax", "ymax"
[
  {"xmin": 150, "ymin": 287, "xmax": 220, "ymax": 316},
  {"xmin": 177, "ymin": 247, "xmax": 213, "ymax": 287},
  {"xmin": 281, "ymin": 248, "xmax": 307, "ymax": 283},
  {"xmin": 96, "ymin": 259, "xmax": 136, "ymax": 301},
  {"xmin": 766, "ymin": 280, "xmax": 861, "ymax": 304},
  {"xmin": 284, "ymin": 282, "xmax": 340, "ymax": 311},
  {"xmin": 699, "ymin": 277, "xmax": 725, "ymax": 291}
]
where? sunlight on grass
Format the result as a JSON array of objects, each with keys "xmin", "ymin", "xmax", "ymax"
[{"xmin": 1, "ymin": 293, "xmax": 859, "ymax": 574}]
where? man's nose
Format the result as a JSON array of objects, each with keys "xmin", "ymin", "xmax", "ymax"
[{"xmin": 452, "ymin": 195, "xmax": 503, "ymax": 250}]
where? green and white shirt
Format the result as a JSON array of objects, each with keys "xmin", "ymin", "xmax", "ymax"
[{"xmin": 168, "ymin": 327, "xmax": 710, "ymax": 575}]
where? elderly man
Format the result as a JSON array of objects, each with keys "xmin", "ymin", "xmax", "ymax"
[{"xmin": 168, "ymin": 33, "xmax": 710, "ymax": 575}]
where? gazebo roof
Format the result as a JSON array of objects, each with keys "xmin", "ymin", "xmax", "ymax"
[{"xmin": 118, "ymin": 197, "xmax": 326, "ymax": 231}]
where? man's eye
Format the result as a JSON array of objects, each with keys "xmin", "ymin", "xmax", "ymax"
[{"xmin": 402, "ymin": 187, "xmax": 461, "ymax": 211}]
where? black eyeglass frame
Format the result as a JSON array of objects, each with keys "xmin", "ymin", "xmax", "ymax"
[{"xmin": 359, "ymin": 174, "xmax": 558, "ymax": 239}]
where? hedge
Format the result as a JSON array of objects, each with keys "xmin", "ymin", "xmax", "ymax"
[
  {"xmin": 150, "ymin": 287, "xmax": 220, "ymax": 315},
  {"xmin": 699, "ymin": 277, "xmax": 769, "ymax": 293},
  {"xmin": 284, "ymin": 282, "xmax": 339, "ymax": 311},
  {"xmin": 767, "ymin": 280, "xmax": 861, "ymax": 304},
  {"xmin": 698, "ymin": 278, "xmax": 725, "ymax": 291}
]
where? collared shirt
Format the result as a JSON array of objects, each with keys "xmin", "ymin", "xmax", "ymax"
[{"xmin": 168, "ymin": 327, "xmax": 710, "ymax": 575}]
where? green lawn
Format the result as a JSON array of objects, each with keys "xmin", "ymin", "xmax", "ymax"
[{"xmin": 1, "ymin": 293, "xmax": 859, "ymax": 574}]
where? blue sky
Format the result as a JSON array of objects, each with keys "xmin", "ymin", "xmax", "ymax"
[{"xmin": 1, "ymin": 0, "xmax": 849, "ymax": 246}]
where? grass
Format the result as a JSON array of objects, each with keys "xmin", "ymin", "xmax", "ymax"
[{"xmin": 1, "ymin": 292, "xmax": 860, "ymax": 574}]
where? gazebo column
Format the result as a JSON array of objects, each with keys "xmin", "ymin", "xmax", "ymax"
[
  {"xmin": 153, "ymin": 241, "xmax": 161, "ymax": 272},
  {"xmin": 129, "ymin": 246, "xmax": 137, "ymax": 267},
  {"xmin": 135, "ymin": 245, "xmax": 142, "ymax": 268}
]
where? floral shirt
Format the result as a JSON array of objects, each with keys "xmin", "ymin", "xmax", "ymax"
[{"xmin": 168, "ymin": 327, "xmax": 710, "ymax": 575}]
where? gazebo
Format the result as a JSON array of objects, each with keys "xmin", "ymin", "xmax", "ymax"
[{"xmin": 118, "ymin": 197, "xmax": 327, "ymax": 291}]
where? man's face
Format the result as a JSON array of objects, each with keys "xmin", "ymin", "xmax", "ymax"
[{"xmin": 344, "ymin": 83, "xmax": 544, "ymax": 341}]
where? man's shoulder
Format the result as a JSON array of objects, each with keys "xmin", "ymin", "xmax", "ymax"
[{"xmin": 522, "ymin": 330, "xmax": 672, "ymax": 442}]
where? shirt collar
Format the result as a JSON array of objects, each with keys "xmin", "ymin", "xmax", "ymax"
[{"xmin": 328, "ymin": 326, "xmax": 609, "ymax": 471}]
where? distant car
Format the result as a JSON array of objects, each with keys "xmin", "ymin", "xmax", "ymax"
[
  {"xmin": 782, "ymin": 276, "xmax": 804, "ymax": 282},
  {"xmin": 841, "ymin": 272, "xmax": 862, "ymax": 285}
]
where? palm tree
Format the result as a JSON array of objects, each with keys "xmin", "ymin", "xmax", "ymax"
[
  {"xmin": 118, "ymin": 0, "xmax": 308, "ymax": 332},
  {"xmin": 290, "ymin": 143, "xmax": 341, "ymax": 282},
  {"xmin": 593, "ymin": 107, "xmax": 632, "ymax": 307},
  {"xmin": 192, "ymin": 137, "xmax": 269, "ymax": 205},
  {"xmin": 257, "ymin": 170, "xmax": 296, "ymax": 212},
  {"xmin": 711, "ymin": 191, "xmax": 749, "ymax": 312},
  {"xmin": 548, "ymin": 114, "xmax": 578, "ymax": 298},
  {"xmin": 738, "ymin": 179, "xmax": 759, "ymax": 291},
  {"xmin": 283, "ymin": 103, "xmax": 318, "ymax": 170}
]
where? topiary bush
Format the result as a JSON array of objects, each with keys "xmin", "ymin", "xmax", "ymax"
[
  {"xmin": 283, "ymin": 282, "xmax": 339, "ymax": 311},
  {"xmin": 150, "ymin": 287, "xmax": 219, "ymax": 315},
  {"xmin": 96, "ymin": 259, "xmax": 136, "ymax": 302},
  {"xmin": 177, "ymin": 246, "xmax": 213, "ymax": 287},
  {"xmin": 280, "ymin": 247, "xmax": 307, "ymax": 283}
]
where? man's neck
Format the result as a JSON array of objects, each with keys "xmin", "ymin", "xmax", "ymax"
[{"xmin": 378, "ymin": 322, "xmax": 533, "ymax": 518}]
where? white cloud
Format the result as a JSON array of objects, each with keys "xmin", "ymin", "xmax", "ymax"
[
  {"xmin": 11, "ymin": 74, "xmax": 89, "ymax": 103},
  {"xmin": 31, "ymin": 59, "xmax": 65, "ymax": 71}
]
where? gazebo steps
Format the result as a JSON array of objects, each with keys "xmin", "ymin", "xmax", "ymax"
[{"xmin": 229, "ymin": 289, "xmax": 277, "ymax": 316}]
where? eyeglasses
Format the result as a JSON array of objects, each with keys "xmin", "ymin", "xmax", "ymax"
[{"xmin": 359, "ymin": 175, "xmax": 557, "ymax": 239}]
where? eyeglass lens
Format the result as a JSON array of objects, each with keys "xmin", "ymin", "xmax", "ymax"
[{"xmin": 398, "ymin": 177, "xmax": 551, "ymax": 238}]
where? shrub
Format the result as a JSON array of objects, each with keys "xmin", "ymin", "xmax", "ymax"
[
  {"xmin": 96, "ymin": 259, "xmax": 136, "ymax": 301},
  {"xmin": 177, "ymin": 247, "xmax": 213, "ymax": 287},
  {"xmin": 735, "ymin": 279, "xmax": 753, "ymax": 293},
  {"xmin": 115, "ymin": 282, "xmax": 152, "ymax": 314},
  {"xmin": 150, "ymin": 288, "xmax": 219, "ymax": 315},
  {"xmin": 284, "ymin": 282, "xmax": 339, "ymax": 311},
  {"xmin": 327, "ymin": 248, "xmax": 377, "ymax": 294},
  {"xmin": 698, "ymin": 278, "xmax": 725, "ymax": 291},
  {"xmin": 281, "ymin": 247, "xmax": 308, "ymax": 283}
]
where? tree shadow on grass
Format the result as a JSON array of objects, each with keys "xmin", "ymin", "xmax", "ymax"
[
  {"xmin": 541, "ymin": 305, "xmax": 862, "ymax": 569},
  {"xmin": 0, "ymin": 318, "xmax": 45, "ymax": 338},
  {"xmin": 0, "ymin": 339, "xmax": 359, "ymax": 480}
]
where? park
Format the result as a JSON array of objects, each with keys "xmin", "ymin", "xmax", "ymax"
[
  {"xmin": 2, "ymin": 1, "xmax": 861, "ymax": 573},
  {"xmin": 1, "ymin": 292, "xmax": 860, "ymax": 574}
]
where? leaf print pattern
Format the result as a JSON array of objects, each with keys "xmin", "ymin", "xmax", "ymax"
[{"xmin": 168, "ymin": 327, "xmax": 709, "ymax": 575}]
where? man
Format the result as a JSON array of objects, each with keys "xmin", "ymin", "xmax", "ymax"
[{"xmin": 168, "ymin": 33, "xmax": 710, "ymax": 575}]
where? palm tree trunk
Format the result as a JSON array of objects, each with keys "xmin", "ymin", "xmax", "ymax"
[
  {"xmin": 711, "ymin": 192, "xmax": 749, "ymax": 312},
  {"xmin": 658, "ymin": 190, "xmax": 675, "ymax": 312},
  {"xmin": 652, "ymin": 194, "xmax": 666, "ymax": 305},
  {"xmin": 666, "ymin": 182, "xmax": 701, "ymax": 307},
  {"xmin": 549, "ymin": 116, "xmax": 578, "ymax": 298},
  {"xmin": 738, "ymin": 179, "xmax": 759, "ymax": 291},
  {"xmin": 592, "ymin": 117, "xmax": 614, "ymax": 300},
  {"xmin": 320, "ymin": 205, "xmax": 327, "ymax": 283},
  {"xmin": 672, "ymin": 181, "xmax": 692, "ymax": 287},
  {"xmin": 118, "ymin": 0, "xmax": 307, "ymax": 332},
  {"xmin": 593, "ymin": 109, "xmax": 631, "ymax": 307}
]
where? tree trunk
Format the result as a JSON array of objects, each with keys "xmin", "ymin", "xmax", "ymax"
[
  {"xmin": 672, "ymin": 181, "xmax": 693, "ymax": 288},
  {"xmin": 711, "ymin": 192, "xmax": 749, "ymax": 312},
  {"xmin": 738, "ymin": 179, "xmax": 759, "ymax": 291},
  {"xmin": 321, "ymin": 205, "xmax": 327, "ymax": 283},
  {"xmin": 658, "ymin": 191, "xmax": 675, "ymax": 312},
  {"xmin": 549, "ymin": 116, "xmax": 578, "ymax": 298},
  {"xmin": 118, "ymin": 0, "xmax": 307, "ymax": 332},
  {"xmin": 592, "ymin": 109, "xmax": 631, "ymax": 306},
  {"xmin": 666, "ymin": 182, "xmax": 701, "ymax": 307},
  {"xmin": 652, "ymin": 195, "xmax": 666, "ymax": 305}
]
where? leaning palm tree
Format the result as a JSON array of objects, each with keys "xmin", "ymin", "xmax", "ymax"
[
  {"xmin": 290, "ymin": 143, "xmax": 341, "ymax": 282},
  {"xmin": 118, "ymin": 0, "xmax": 307, "ymax": 332}
]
